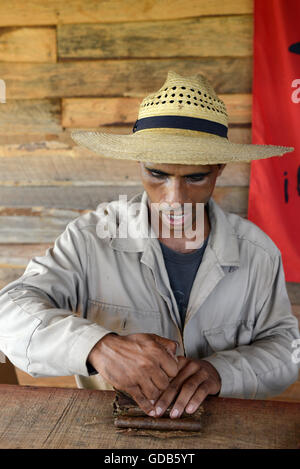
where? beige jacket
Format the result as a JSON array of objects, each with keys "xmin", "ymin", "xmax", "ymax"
[{"xmin": 0, "ymin": 190, "xmax": 299, "ymax": 398}]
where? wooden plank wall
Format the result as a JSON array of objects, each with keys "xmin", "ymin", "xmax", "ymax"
[{"xmin": 0, "ymin": 0, "xmax": 299, "ymax": 399}]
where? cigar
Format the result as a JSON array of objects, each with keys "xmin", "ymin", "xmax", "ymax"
[{"xmin": 114, "ymin": 415, "xmax": 202, "ymax": 431}]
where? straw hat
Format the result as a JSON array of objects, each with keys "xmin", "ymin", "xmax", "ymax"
[{"xmin": 71, "ymin": 71, "xmax": 294, "ymax": 165}]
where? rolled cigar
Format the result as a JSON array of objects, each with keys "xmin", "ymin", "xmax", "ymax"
[{"xmin": 114, "ymin": 415, "xmax": 202, "ymax": 431}]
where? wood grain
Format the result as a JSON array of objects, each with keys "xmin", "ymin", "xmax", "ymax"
[
  {"xmin": 0, "ymin": 359, "xmax": 18, "ymax": 385},
  {"xmin": 0, "ymin": 130, "xmax": 75, "ymax": 145},
  {"xmin": 0, "ymin": 267, "xmax": 26, "ymax": 290},
  {"xmin": 222, "ymin": 94, "xmax": 253, "ymax": 124},
  {"xmin": 0, "ymin": 126, "xmax": 251, "ymax": 151},
  {"xmin": 62, "ymin": 98, "xmax": 142, "ymax": 128},
  {"xmin": 1, "ymin": 58, "xmax": 253, "ymax": 99},
  {"xmin": 0, "ymin": 27, "xmax": 56, "ymax": 62},
  {"xmin": 0, "ymin": 1, "xmax": 253, "ymax": 26},
  {"xmin": 0, "ymin": 152, "xmax": 251, "ymax": 187},
  {"xmin": 0, "ymin": 186, "xmax": 248, "ymax": 216},
  {"xmin": 0, "ymin": 99, "xmax": 61, "ymax": 135},
  {"xmin": 0, "ymin": 125, "xmax": 252, "ymax": 190},
  {"xmin": 0, "ymin": 185, "xmax": 143, "ymax": 213},
  {"xmin": 0, "ymin": 243, "xmax": 52, "ymax": 267},
  {"xmin": 15, "ymin": 368, "xmax": 76, "ymax": 388},
  {"xmin": 0, "ymin": 140, "xmax": 79, "ymax": 158},
  {"xmin": 62, "ymin": 94, "xmax": 252, "ymax": 128},
  {"xmin": 0, "ymin": 386, "xmax": 298, "ymax": 449},
  {"xmin": 58, "ymin": 16, "xmax": 252, "ymax": 59},
  {"xmin": 0, "ymin": 206, "xmax": 88, "ymax": 243},
  {"xmin": 270, "ymin": 378, "xmax": 300, "ymax": 403}
]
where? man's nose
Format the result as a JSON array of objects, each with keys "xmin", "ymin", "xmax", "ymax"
[{"xmin": 164, "ymin": 177, "xmax": 187, "ymax": 207}]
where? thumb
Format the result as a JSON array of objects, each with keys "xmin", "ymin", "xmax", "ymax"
[{"xmin": 153, "ymin": 335, "xmax": 179, "ymax": 361}]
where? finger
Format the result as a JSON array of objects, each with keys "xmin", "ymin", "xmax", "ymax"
[
  {"xmin": 148, "ymin": 365, "xmax": 187, "ymax": 406},
  {"xmin": 139, "ymin": 377, "xmax": 162, "ymax": 402},
  {"xmin": 154, "ymin": 380, "xmax": 179, "ymax": 417},
  {"xmin": 150, "ymin": 367, "xmax": 170, "ymax": 393},
  {"xmin": 184, "ymin": 380, "xmax": 211, "ymax": 415},
  {"xmin": 155, "ymin": 346, "xmax": 179, "ymax": 379},
  {"xmin": 177, "ymin": 356, "xmax": 190, "ymax": 371},
  {"xmin": 152, "ymin": 335, "xmax": 178, "ymax": 360},
  {"xmin": 169, "ymin": 369, "xmax": 208, "ymax": 419},
  {"xmin": 128, "ymin": 385, "xmax": 156, "ymax": 417},
  {"xmin": 154, "ymin": 360, "xmax": 201, "ymax": 417}
]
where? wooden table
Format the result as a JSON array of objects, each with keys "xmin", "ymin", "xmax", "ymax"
[{"xmin": 0, "ymin": 384, "xmax": 299, "ymax": 449}]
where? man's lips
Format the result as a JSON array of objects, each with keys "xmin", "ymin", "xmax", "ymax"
[{"xmin": 161, "ymin": 211, "xmax": 193, "ymax": 226}]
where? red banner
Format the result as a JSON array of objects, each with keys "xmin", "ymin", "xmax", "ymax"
[{"xmin": 248, "ymin": 0, "xmax": 300, "ymax": 282}]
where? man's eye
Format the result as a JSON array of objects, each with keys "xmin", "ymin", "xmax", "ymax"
[
  {"xmin": 148, "ymin": 171, "xmax": 209, "ymax": 181},
  {"xmin": 149, "ymin": 171, "xmax": 166, "ymax": 178},
  {"xmin": 186, "ymin": 175, "xmax": 206, "ymax": 182}
]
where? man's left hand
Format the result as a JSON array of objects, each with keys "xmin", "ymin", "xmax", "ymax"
[{"xmin": 153, "ymin": 356, "xmax": 221, "ymax": 418}]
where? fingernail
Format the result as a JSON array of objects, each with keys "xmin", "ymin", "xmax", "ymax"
[
  {"xmin": 170, "ymin": 408, "xmax": 179, "ymax": 418},
  {"xmin": 155, "ymin": 406, "xmax": 163, "ymax": 416},
  {"xmin": 150, "ymin": 400, "xmax": 155, "ymax": 405},
  {"xmin": 186, "ymin": 404, "xmax": 195, "ymax": 413},
  {"xmin": 149, "ymin": 410, "xmax": 155, "ymax": 417}
]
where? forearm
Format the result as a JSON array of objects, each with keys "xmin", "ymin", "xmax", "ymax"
[
  {"xmin": 203, "ymin": 329, "xmax": 300, "ymax": 399},
  {"xmin": 0, "ymin": 284, "xmax": 111, "ymax": 377}
]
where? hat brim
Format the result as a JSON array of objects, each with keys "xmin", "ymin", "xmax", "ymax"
[{"xmin": 71, "ymin": 130, "xmax": 294, "ymax": 164}]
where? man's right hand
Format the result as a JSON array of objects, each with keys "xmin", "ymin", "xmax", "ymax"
[{"xmin": 87, "ymin": 332, "xmax": 179, "ymax": 416}]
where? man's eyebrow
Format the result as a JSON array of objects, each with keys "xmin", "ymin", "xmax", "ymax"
[{"xmin": 145, "ymin": 167, "xmax": 211, "ymax": 177}]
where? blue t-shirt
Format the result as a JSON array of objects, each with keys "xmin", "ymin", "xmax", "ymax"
[{"xmin": 159, "ymin": 235, "xmax": 209, "ymax": 327}]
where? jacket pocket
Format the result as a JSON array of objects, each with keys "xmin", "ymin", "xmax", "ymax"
[
  {"xmin": 203, "ymin": 320, "xmax": 254, "ymax": 355},
  {"xmin": 86, "ymin": 299, "xmax": 161, "ymax": 336}
]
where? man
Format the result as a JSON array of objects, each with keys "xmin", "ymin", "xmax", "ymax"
[{"xmin": 0, "ymin": 71, "xmax": 299, "ymax": 420}]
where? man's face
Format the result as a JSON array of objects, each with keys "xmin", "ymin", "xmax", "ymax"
[{"xmin": 139, "ymin": 161, "xmax": 226, "ymax": 231}]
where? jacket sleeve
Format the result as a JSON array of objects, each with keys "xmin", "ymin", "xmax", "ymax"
[
  {"xmin": 0, "ymin": 220, "xmax": 113, "ymax": 378},
  {"xmin": 203, "ymin": 253, "xmax": 300, "ymax": 399}
]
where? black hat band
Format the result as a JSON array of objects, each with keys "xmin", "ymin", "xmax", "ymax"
[{"xmin": 132, "ymin": 115, "xmax": 228, "ymax": 138}]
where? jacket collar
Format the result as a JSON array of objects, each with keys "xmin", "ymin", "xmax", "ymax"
[{"xmin": 107, "ymin": 190, "xmax": 240, "ymax": 267}]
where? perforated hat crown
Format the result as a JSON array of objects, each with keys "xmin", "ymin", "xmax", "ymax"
[
  {"xmin": 133, "ymin": 70, "xmax": 228, "ymax": 138},
  {"xmin": 71, "ymin": 70, "xmax": 294, "ymax": 164}
]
